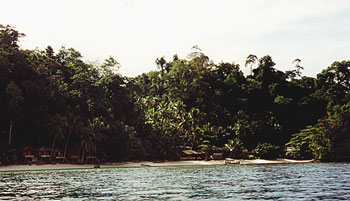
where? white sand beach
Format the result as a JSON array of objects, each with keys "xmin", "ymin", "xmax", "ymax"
[{"xmin": 0, "ymin": 159, "xmax": 314, "ymax": 172}]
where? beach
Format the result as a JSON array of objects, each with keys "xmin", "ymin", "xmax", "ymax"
[{"xmin": 0, "ymin": 159, "xmax": 314, "ymax": 172}]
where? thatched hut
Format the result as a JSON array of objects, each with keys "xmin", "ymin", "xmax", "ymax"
[
  {"xmin": 180, "ymin": 150, "xmax": 204, "ymax": 160},
  {"xmin": 36, "ymin": 147, "xmax": 51, "ymax": 163},
  {"xmin": 22, "ymin": 146, "xmax": 35, "ymax": 164}
]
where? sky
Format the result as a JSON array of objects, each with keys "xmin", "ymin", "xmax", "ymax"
[{"xmin": 2, "ymin": 0, "xmax": 350, "ymax": 77}]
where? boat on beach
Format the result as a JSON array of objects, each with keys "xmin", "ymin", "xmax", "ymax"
[{"xmin": 225, "ymin": 158, "xmax": 240, "ymax": 164}]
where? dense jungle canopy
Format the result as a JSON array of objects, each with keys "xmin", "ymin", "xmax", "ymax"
[{"xmin": 1, "ymin": 25, "xmax": 349, "ymax": 164}]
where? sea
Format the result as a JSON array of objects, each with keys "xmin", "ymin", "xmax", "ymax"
[{"xmin": 0, "ymin": 162, "xmax": 349, "ymax": 200}]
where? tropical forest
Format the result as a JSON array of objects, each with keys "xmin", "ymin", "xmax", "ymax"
[{"xmin": 1, "ymin": 24, "xmax": 349, "ymax": 164}]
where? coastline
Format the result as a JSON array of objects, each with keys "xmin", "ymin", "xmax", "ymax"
[{"xmin": 0, "ymin": 159, "xmax": 314, "ymax": 173}]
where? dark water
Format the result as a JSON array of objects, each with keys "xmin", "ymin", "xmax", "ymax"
[{"xmin": 0, "ymin": 163, "xmax": 350, "ymax": 200}]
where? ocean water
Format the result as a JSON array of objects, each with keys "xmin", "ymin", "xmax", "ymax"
[{"xmin": 0, "ymin": 163, "xmax": 349, "ymax": 200}]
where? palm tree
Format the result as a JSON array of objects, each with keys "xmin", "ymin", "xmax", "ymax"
[
  {"xmin": 79, "ymin": 132, "xmax": 95, "ymax": 164},
  {"xmin": 63, "ymin": 113, "xmax": 84, "ymax": 163},
  {"xmin": 79, "ymin": 118, "xmax": 107, "ymax": 164},
  {"xmin": 225, "ymin": 139, "xmax": 243, "ymax": 158},
  {"xmin": 48, "ymin": 114, "xmax": 67, "ymax": 162},
  {"xmin": 245, "ymin": 54, "xmax": 258, "ymax": 76}
]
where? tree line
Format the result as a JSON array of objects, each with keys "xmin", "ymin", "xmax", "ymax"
[{"xmin": 0, "ymin": 25, "xmax": 349, "ymax": 164}]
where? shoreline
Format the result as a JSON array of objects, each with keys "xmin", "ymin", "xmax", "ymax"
[{"xmin": 0, "ymin": 159, "xmax": 314, "ymax": 173}]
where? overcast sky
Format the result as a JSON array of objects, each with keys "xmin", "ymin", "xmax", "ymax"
[{"xmin": 2, "ymin": 0, "xmax": 350, "ymax": 77}]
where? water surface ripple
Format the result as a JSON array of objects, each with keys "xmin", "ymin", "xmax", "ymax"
[{"xmin": 0, "ymin": 163, "xmax": 349, "ymax": 200}]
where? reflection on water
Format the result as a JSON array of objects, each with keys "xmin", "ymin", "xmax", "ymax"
[{"xmin": 0, "ymin": 163, "xmax": 350, "ymax": 200}]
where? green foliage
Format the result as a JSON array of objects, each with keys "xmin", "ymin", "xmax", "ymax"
[
  {"xmin": 0, "ymin": 24, "xmax": 25, "ymax": 48},
  {"xmin": 254, "ymin": 142, "xmax": 280, "ymax": 159},
  {"xmin": 224, "ymin": 138, "xmax": 247, "ymax": 158},
  {"xmin": 285, "ymin": 126, "xmax": 315, "ymax": 159},
  {"xmin": 1, "ymin": 24, "xmax": 350, "ymax": 163},
  {"xmin": 310, "ymin": 104, "xmax": 350, "ymax": 160},
  {"xmin": 286, "ymin": 104, "xmax": 350, "ymax": 160}
]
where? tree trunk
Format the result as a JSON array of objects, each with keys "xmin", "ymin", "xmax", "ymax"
[
  {"xmin": 8, "ymin": 120, "xmax": 13, "ymax": 145},
  {"xmin": 63, "ymin": 131, "xmax": 71, "ymax": 163},
  {"xmin": 50, "ymin": 135, "xmax": 57, "ymax": 163},
  {"xmin": 81, "ymin": 149, "xmax": 85, "ymax": 165},
  {"xmin": 250, "ymin": 64, "xmax": 253, "ymax": 76}
]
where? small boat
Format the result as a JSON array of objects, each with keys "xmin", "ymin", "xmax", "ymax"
[{"xmin": 225, "ymin": 158, "xmax": 240, "ymax": 164}]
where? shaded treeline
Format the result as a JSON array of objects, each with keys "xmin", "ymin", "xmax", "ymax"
[{"xmin": 0, "ymin": 25, "xmax": 349, "ymax": 163}]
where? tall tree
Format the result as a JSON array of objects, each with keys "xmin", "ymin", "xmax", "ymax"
[{"xmin": 245, "ymin": 54, "xmax": 258, "ymax": 76}]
